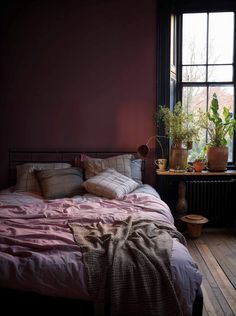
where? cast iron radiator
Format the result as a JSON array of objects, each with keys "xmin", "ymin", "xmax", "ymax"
[{"xmin": 185, "ymin": 180, "xmax": 236, "ymax": 227}]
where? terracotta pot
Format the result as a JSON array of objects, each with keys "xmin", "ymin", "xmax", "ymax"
[
  {"xmin": 169, "ymin": 143, "xmax": 188, "ymax": 172},
  {"xmin": 207, "ymin": 146, "xmax": 228, "ymax": 172},
  {"xmin": 193, "ymin": 161, "xmax": 205, "ymax": 172}
]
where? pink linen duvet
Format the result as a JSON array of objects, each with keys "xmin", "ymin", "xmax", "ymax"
[{"xmin": 0, "ymin": 187, "xmax": 202, "ymax": 316}]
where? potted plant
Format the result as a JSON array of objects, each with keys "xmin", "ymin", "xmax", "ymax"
[
  {"xmin": 192, "ymin": 153, "xmax": 207, "ymax": 172},
  {"xmin": 154, "ymin": 101, "xmax": 200, "ymax": 172},
  {"xmin": 198, "ymin": 93, "xmax": 236, "ymax": 171}
]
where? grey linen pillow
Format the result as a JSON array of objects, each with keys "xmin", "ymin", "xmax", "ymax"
[
  {"xmin": 131, "ymin": 159, "xmax": 143, "ymax": 184},
  {"xmin": 36, "ymin": 167, "xmax": 84, "ymax": 199},
  {"xmin": 83, "ymin": 168, "xmax": 139, "ymax": 199},
  {"xmin": 15, "ymin": 162, "xmax": 71, "ymax": 193}
]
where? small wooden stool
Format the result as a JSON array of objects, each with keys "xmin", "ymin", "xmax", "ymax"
[{"xmin": 181, "ymin": 214, "xmax": 208, "ymax": 238}]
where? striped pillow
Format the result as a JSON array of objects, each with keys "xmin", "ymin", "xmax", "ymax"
[{"xmin": 83, "ymin": 168, "xmax": 139, "ymax": 199}]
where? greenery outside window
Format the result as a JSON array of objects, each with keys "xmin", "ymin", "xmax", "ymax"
[{"xmin": 178, "ymin": 12, "xmax": 235, "ymax": 162}]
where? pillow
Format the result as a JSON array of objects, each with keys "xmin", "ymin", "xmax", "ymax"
[
  {"xmin": 36, "ymin": 167, "xmax": 84, "ymax": 199},
  {"xmin": 82, "ymin": 154, "xmax": 133, "ymax": 180},
  {"xmin": 131, "ymin": 159, "xmax": 143, "ymax": 184},
  {"xmin": 132, "ymin": 184, "xmax": 160, "ymax": 198},
  {"xmin": 15, "ymin": 162, "xmax": 71, "ymax": 193},
  {"xmin": 83, "ymin": 168, "xmax": 139, "ymax": 199}
]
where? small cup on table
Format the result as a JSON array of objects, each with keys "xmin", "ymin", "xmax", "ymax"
[{"xmin": 155, "ymin": 158, "xmax": 167, "ymax": 173}]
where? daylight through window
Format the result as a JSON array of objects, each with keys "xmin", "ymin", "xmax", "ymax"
[{"xmin": 179, "ymin": 12, "xmax": 235, "ymax": 161}]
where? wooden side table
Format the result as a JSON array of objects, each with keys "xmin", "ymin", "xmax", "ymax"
[{"xmin": 156, "ymin": 170, "xmax": 236, "ymax": 229}]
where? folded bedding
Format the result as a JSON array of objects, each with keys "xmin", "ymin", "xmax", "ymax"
[{"xmin": 0, "ymin": 186, "xmax": 202, "ymax": 316}]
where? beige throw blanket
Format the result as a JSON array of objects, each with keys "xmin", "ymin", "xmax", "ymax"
[{"xmin": 69, "ymin": 217, "xmax": 185, "ymax": 316}]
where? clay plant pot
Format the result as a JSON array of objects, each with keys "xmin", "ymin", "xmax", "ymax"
[
  {"xmin": 207, "ymin": 146, "xmax": 228, "ymax": 172},
  {"xmin": 192, "ymin": 161, "xmax": 205, "ymax": 172}
]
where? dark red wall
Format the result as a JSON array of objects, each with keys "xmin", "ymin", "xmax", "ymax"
[{"xmin": 0, "ymin": 0, "xmax": 157, "ymax": 189}]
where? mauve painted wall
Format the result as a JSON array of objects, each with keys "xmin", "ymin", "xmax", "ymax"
[{"xmin": 0, "ymin": 0, "xmax": 157, "ymax": 189}]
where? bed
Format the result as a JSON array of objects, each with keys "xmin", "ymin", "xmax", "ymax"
[{"xmin": 0, "ymin": 150, "xmax": 203, "ymax": 316}]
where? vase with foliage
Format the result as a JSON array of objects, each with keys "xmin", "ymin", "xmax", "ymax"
[
  {"xmin": 198, "ymin": 93, "xmax": 236, "ymax": 171},
  {"xmin": 154, "ymin": 101, "xmax": 200, "ymax": 172}
]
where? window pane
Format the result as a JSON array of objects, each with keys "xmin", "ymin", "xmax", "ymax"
[
  {"xmin": 208, "ymin": 85, "xmax": 234, "ymax": 113},
  {"xmin": 182, "ymin": 66, "xmax": 206, "ymax": 82},
  {"xmin": 208, "ymin": 85, "xmax": 234, "ymax": 161},
  {"xmin": 182, "ymin": 13, "xmax": 207, "ymax": 64},
  {"xmin": 183, "ymin": 86, "xmax": 208, "ymax": 162},
  {"xmin": 208, "ymin": 12, "xmax": 234, "ymax": 64},
  {"xmin": 208, "ymin": 65, "xmax": 233, "ymax": 82},
  {"xmin": 182, "ymin": 86, "xmax": 207, "ymax": 112}
]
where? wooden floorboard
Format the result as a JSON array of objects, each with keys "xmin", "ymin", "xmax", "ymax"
[{"xmin": 186, "ymin": 229, "xmax": 236, "ymax": 316}]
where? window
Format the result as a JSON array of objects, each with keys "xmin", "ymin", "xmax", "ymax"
[
  {"xmin": 178, "ymin": 12, "xmax": 235, "ymax": 161},
  {"xmin": 156, "ymin": 1, "xmax": 236, "ymax": 165}
]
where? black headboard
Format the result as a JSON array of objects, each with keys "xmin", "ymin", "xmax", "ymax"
[{"xmin": 9, "ymin": 149, "xmax": 143, "ymax": 186}]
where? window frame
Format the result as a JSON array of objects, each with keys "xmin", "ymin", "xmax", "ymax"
[{"xmin": 156, "ymin": 0, "xmax": 236, "ymax": 166}]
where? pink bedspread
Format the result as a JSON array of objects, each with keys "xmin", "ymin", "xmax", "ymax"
[{"xmin": 0, "ymin": 188, "xmax": 202, "ymax": 316}]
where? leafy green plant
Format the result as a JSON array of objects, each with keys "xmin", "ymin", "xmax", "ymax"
[
  {"xmin": 199, "ymin": 93, "xmax": 236, "ymax": 148},
  {"xmin": 154, "ymin": 101, "xmax": 200, "ymax": 147},
  {"xmin": 192, "ymin": 151, "xmax": 207, "ymax": 163}
]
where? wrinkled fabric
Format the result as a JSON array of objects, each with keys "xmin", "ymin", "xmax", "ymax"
[
  {"xmin": 0, "ymin": 188, "xmax": 202, "ymax": 315},
  {"xmin": 70, "ymin": 217, "xmax": 183, "ymax": 316}
]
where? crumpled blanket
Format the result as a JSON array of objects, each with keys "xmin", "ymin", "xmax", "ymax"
[{"xmin": 69, "ymin": 216, "xmax": 185, "ymax": 316}]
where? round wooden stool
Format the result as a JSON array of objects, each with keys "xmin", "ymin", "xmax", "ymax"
[{"xmin": 181, "ymin": 214, "xmax": 208, "ymax": 238}]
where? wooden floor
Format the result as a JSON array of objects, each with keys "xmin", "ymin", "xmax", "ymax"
[{"xmin": 187, "ymin": 229, "xmax": 236, "ymax": 316}]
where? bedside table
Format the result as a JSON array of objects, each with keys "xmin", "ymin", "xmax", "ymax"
[{"xmin": 156, "ymin": 170, "xmax": 236, "ymax": 228}]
